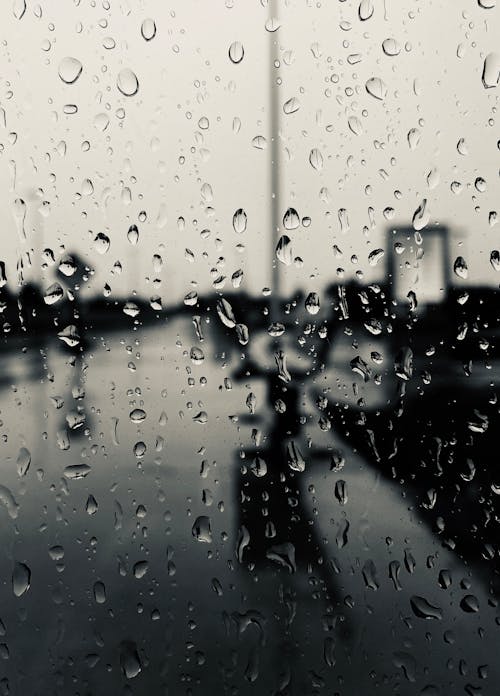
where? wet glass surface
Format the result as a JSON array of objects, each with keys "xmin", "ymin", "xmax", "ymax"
[{"xmin": 2, "ymin": 1, "xmax": 500, "ymax": 694}]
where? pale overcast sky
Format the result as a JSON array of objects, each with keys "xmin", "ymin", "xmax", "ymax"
[{"xmin": 0, "ymin": 0, "xmax": 499, "ymax": 304}]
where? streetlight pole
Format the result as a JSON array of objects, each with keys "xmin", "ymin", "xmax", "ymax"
[{"xmin": 269, "ymin": 0, "xmax": 281, "ymax": 313}]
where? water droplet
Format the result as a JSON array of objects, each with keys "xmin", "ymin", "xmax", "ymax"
[
  {"xmin": 86, "ymin": 495, "xmax": 98, "ymax": 515},
  {"xmin": 44, "ymin": 282, "xmax": 64, "ymax": 305},
  {"xmin": 407, "ymin": 128, "xmax": 421, "ymax": 150},
  {"xmin": 0, "ymin": 486, "xmax": 19, "ymax": 519},
  {"xmin": 236, "ymin": 525, "xmax": 250, "ymax": 562},
  {"xmin": 283, "ymin": 97, "xmax": 300, "ymax": 114},
  {"xmin": 394, "ymin": 347, "xmax": 413, "ymax": 380},
  {"xmin": 229, "ymin": 41, "xmax": 244, "ymax": 64},
  {"xmin": 93, "ymin": 581, "xmax": 106, "ymax": 604},
  {"xmin": 305, "ymin": 292, "xmax": 320, "ymax": 315},
  {"xmin": 58, "ymin": 254, "xmax": 77, "ymax": 277},
  {"xmin": 252, "ymin": 135, "xmax": 267, "ymax": 149},
  {"xmin": 351, "ymin": 356, "xmax": 372, "ymax": 382},
  {"xmin": 382, "ymin": 38, "xmax": 400, "ymax": 56},
  {"xmin": 216, "ymin": 298, "xmax": 236, "ymax": 328},
  {"xmin": 368, "ymin": 248, "xmax": 385, "ymax": 266},
  {"xmin": 275, "ymin": 349, "xmax": 291, "ymax": 382},
  {"xmin": 334, "ymin": 480, "xmax": 348, "ymax": 505},
  {"xmin": 127, "ymin": 224, "xmax": 139, "ymax": 245},
  {"xmin": 460, "ymin": 594, "xmax": 479, "ymax": 613},
  {"xmin": 266, "ymin": 542, "xmax": 296, "ymax": 573},
  {"xmin": 117, "ymin": 68, "xmax": 139, "ymax": 97},
  {"xmin": 410, "ymin": 595, "xmax": 443, "ymax": 620},
  {"xmin": 57, "ymin": 325, "xmax": 80, "ymax": 347},
  {"xmin": 453, "ymin": 256, "xmax": 468, "ymax": 279},
  {"xmin": 478, "ymin": 0, "xmax": 495, "ymax": 7},
  {"xmin": 490, "ymin": 250, "xmax": 500, "ymax": 270},
  {"xmin": 265, "ymin": 17, "xmax": 281, "ymax": 32},
  {"xmin": 16, "ymin": 447, "xmax": 30, "ymax": 477},
  {"xmin": 348, "ymin": 115, "xmax": 363, "ymax": 135},
  {"xmin": 12, "ymin": 562, "xmax": 30, "ymax": 597},
  {"xmin": 365, "ymin": 77, "xmax": 387, "ymax": 100},
  {"xmin": 94, "ymin": 232, "xmax": 110, "ymax": 255},
  {"xmin": 236, "ymin": 323, "xmax": 249, "ymax": 345},
  {"xmin": 190, "ymin": 347, "xmax": 204, "ymax": 365},
  {"xmin": 283, "ymin": 208, "xmax": 300, "ymax": 230},
  {"xmin": 192, "ymin": 515, "xmax": 212, "ymax": 543},
  {"xmin": 133, "ymin": 561, "xmax": 149, "ymax": 579},
  {"xmin": 276, "ymin": 235, "xmax": 293, "ymax": 265},
  {"xmin": 13, "ymin": 0, "xmax": 26, "ymax": 20},
  {"xmin": 64, "ymin": 464, "xmax": 91, "ymax": 479},
  {"xmin": 129, "ymin": 408, "xmax": 146, "ymax": 423},
  {"xmin": 287, "ymin": 441, "xmax": 306, "ymax": 472},
  {"xmin": 482, "ymin": 53, "xmax": 500, "ymax": 88},
  {"xmin": 233, "ymin": 208, "xmax": 247, "ymax": 234},
  {"xmin": 412, "ymin": 199, "xmax": 429, "ymax": 231},
  {"xmin": 309, "ymin": 148, "xmax": 323, "ymax": 171},
  {"xmin": 120, "ymin": 641, "xmax": 142, "ymax": 679},
  {"xmin": 141, "ymin": 18, "xmax": 156, "ymax": 41},
  {"xmin": 358, "ymin": 0, "xmax": 374, "ymax": 20},
  {"xmin": 58, "ymin": 57, "xmax": 83, "ymax": 84}
]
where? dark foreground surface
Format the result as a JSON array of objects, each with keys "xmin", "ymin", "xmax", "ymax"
[{"xmin": 0, "ymin": 312, "xmax": 498, "ymax": 696}]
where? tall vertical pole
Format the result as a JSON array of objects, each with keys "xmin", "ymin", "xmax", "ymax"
[{"xmin": 269, "ymin": 0, "xmax": 281, "ymax": 315}]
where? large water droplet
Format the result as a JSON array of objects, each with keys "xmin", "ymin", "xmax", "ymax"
[
  {"xmin": 266, "ymin": 542, "xmax": 296, "ymax": 573},
  {"xmin": 12, "ymin": 562, "xmax": 31, "ymax": 597},
  {"xmin": 453, "ymin": 256, "xmax": 468, "ymax": 279},
  {"xmin": 305, "ymin": 292, "xmax": 320, "ymax": 315},
  {"xmin": 58, "ymin": 57, "xmax": 83, "ymax": 84},
  {"xmin": 283, "ymin": 97, "xmax": 300, "ymax": 114},
  {"xmin": 358, "ymin": 0, "xmax": 374, "ymax": 20},
  {"xmin": 233, "ymin": 208, "xmax": 247, "ymax": 234},
  {"xmin": 382, "ymin": 38, "xmax": 400, "ymax": 56},
  {"xmin": 309, "ymin": 148, "xmax": 323, "ymax": 171},
  {"xmin": 482, "ymin": 53, "xmax": 500, "ymax": 88},
  {"xmin": 141, "ymin": 18, "xmax": 156, "ymax": 41},
  {"xmin": 412, "ymin": 199, "xmax": 429, "ymax": 231},
  {"xmin": 229, "ymin": 41, "xmax": 244, "ymax": 64},
  {"xmin": 192, "ymin": 515, "xmax": 212, "ymax": 543},
  {"xmin": 216, "ymin": 298, "xmax": 236, "ymax": 328},
  {"xmin": 276, "ymin": 235, "xmax": 293, "ymax": 265},
  {"xmin": 117, "ymin": 68, "xmax": 139, "ymax": 97},
  {"xmin": 94, "ymin": 232, "xmax": 110, "ymax": 255},
  {"xmin": 410, "ymin": 595, "xmax": 443, "ymax": 620},
  {"xmin": 16, "ymin": 447, "xmax": 30, "ymax": 477},
  {"xmin": 64, "ymin": 463, "xmax": 91, "ymax": 479},
  {"xmin": 13, "ymin": 0, "xmax": 26, "ymax": 20},
  {"xmin": 129, "ymin": 408, "xmax": 146, "ymax": 423},
  {"xmin": 365, "ymin": 77, "xmax": 387, "ymax": 100},
  {"xmin": 93, "ymin": 581, "xmax": 106, "ymax": 604},
  {"xmin": 120, "ymin": 641, "xmax": 142, "ymax": 679},
  {"xmin": 283, "ymin": 208, "xmax": 300, "ymax": 230}
]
